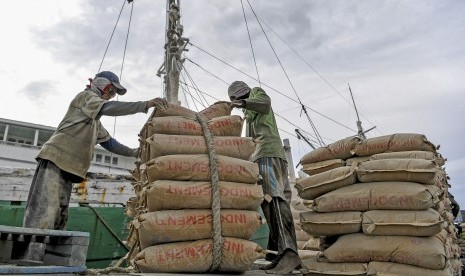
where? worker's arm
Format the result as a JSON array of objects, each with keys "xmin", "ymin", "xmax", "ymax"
[
  {"xmin": 98, "ymin": 98, "xmax": 168, "ymax": 117},
  {"xmin": 233, "ymin": 88, "xmax": 271, "ymax": 114},
  {"xmin": 100, "ymin": 138, "xmax": 139, "ymax": 158}
]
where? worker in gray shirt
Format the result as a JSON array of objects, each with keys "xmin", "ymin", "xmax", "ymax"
[{"xmin": 21, "ymin": 71, "xmax": 167, "ymax": 263}]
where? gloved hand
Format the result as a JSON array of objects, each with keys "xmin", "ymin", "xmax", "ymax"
[
  {"xmin": 147, "ymin": 98, "xmax": 169, "ymax": 111},
  {"xmin": 230, "ymin": 100, "xmax": 245, "ymax": 108}
]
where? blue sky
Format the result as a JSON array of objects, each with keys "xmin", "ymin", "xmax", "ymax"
[{"xmin": 1, "ymin": 1, "xmax": 464, "ymax": 207}]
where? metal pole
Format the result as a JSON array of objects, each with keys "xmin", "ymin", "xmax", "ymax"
[
  {"xmin": 348, "ymin": 83, "xmax": 366, "ymax": 140},
  {"xmin": 283, "ymin": 139, "xmax": 296, "ymax": 179}
]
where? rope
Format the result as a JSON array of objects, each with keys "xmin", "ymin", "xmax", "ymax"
[
  {"xmin": 80, "ymin": 203, "xmax": 129, "ymax": 251},
  {"xmin": 195, "ymin": 113, "xmax": 223, "ymax": 271}
]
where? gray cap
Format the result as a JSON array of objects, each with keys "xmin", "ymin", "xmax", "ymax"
[
  {"xmin": 228, "ymin": 81, "xmax": 250, "ymax": 99},
  {"xmin": 95, "ymin": 71, "xmax": 127, "ymax": 95}
]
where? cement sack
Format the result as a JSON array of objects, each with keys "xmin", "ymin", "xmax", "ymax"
[
  {"xmin": 352, "ymin": 133, "xmax": 437, "ymax": 157},
  {"xmin": 300, "ymin": 211, "xmax": 362, "ymax": 237},
  {"xmin": 134, "ymin": 237, "xmax": 263, "ymax": 273},
  {"xmin": 312, "ymin": 182, "xmax": 440, "ymax": 212},
  {"xmin": 125, "ymin": 196, "xmax": 138, "ymax": 218},
  {"xmin": 145, "ymin": 180, "xmax": 263, "ymax": 211},
  {"xmin": 356, "ymin": 159, "xmax": 439, "ymax": 185},
  {"xmin": 345, "ymin": 156, "xmax": 370, "ymax": 166},
  {"xmin": 301, "ymin": 159, "xmax": 345, "ymax": 176},
  {"xmin": 370, "ymin": 150, "xmax": 445, "ymax": 166},
  {"xmin": 367, "ymin": 261, "xmax": 453, "ymax": 276},
  {"xmin": 300, "ymin": 136, "xmax": 361, "ymax": 164},
  {"xmin": 301, "ymin": 255, "xmax": 367, "ymax": 276},
  {"xmin": 145, "ymin": 154, "xmax": 259, "ymax": 184},
  {"xmin": 146, "ymin": 134, "xmax": 255, "ymax": 160},
  {"xmin": 153, "ymin": 101, "xmax": 232, "ymax": 120},
  {"xmin": 298, "ymin": 236, "xmax": 320, "ymax": 251},
  {"xmin": 140, "ymin": 115, "xmax": 243, "ymax": 139},
  {"xmin": 291, "ymin": 198, "xmax": 312, "ymax": 211},
  {"xmin": 296, "ymin": 229, "xmax": 312, "ymax": 241},
  {"xmin": 137, "ymin": 209, "xmax": 262, "ymax": 249},
  {"xmin": 296, "ymin": 166, "xmax": 357, "ymax": 200},
  {"xmin": 321, "ymin": 233, "xmax": 447, "ymax": 270},
  {"xmin": 362, "ymin": 209, "xmax": 444, "ymax": 236}
]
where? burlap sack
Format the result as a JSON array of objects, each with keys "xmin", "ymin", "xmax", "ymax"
[
  {"xmin": 370, "ymin": 150, "xmax": 445, "ymax": 166},
  {"xmin": 356, "ymin": 159, "xmax": 439, "ymax": 185},
  {"xmin": 300, "ymin": 211, "xmax": 362, "ymax": 237},
  {"xmin": 321, "ymin": 233, "xmax": 447, "ymax": 270},
  {"xmin": 296, "ymin": 166, "xmax": 357, "ymax": 200},
  {"xmin": 362, "ymin": 209, "xmax": 444, "ymax": 236},
  {"xmin": 301, "ymin": 255, "xmax": 367, "ymax": 276},
  {"xmin": 145, "ymin": 180, "xmax": 263, "ymax": 211},
  {"xmin": 134, "ymin": 237, "xmax": 263, "ymax": 273},
  {"xmin": 353, "ymin": 133, "xmax": 437, "ymax": 157},
  {"xmin": 301, "ymin": 159, "xmax": 345, "ymax": 176},
  {"xmin": 367, "ymin": 261, "xmax": 454, "ymax": 276},
  {"xmin": 153, "ymin": 101, "xmax": 232, "ymax": 120},
  {"xmin": 300, "ymin": 136, "xmax": 360, "ymax": 164},
  {"xmin": 140, "ymin": 115, "xmax": 243, "ymax": 139},
  {"xmin": 137, "ymin": 209, "xmax": 262, "ymax": 248},
  {"xmin": 145, "ymin": 154, "xmax": 259, "ymax": 184},
  {"xmin": 146, "ymin": 134, "xmax": 255, "ymax": 160},
  {"xmin": 312, "ymin": 182, "xmax": 440, "ymax": 212}
]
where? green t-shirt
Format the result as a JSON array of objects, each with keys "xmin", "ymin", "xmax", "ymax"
[{"xmin": 243, "ymin": 87, "xmax": 286, "ymax": 162}]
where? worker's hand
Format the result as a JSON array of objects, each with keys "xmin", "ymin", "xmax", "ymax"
[
  {"xmin": 147, "ymin": 98, "xmax": 169, "ymax": 111},
  {"xmin": 230, "ymin": 100, "xmax": 245, "ymax": 108}
]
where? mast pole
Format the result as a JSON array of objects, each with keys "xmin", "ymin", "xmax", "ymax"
[
  {"xmin": 157, "ymin": 0, "xmax": 189, "ymax": 105},
  {"xmin": 348, "ymin": 83, "xmax": 367, "ymax": 140}
]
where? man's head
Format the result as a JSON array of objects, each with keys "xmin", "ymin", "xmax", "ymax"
[
  {"xmin": 228, "ymin": 81, "xmax": 250, "ymax": 101},
  {"xmin": 95, "ymin": 71, "xmax": 127, "ymax": 95}
]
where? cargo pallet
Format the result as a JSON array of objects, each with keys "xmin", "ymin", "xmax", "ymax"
[{"xmin": 0, "ymin": 225, "xmax": 88, "ymax": 274}]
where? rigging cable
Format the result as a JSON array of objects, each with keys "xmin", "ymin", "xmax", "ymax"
[
  {"xmin": 248, "ymin": 8, "xmax": 380, "ymax": 131},
  {"xmin": 245, "ymin": 0, "xmax": 325, "ymax": 146},
  {"xmin": 178, "ymin": 79, "xmax": 328, "ymax": 144},
  {"xmin": 186, "ymin": 44, "xmax": 356, "ymax": 133},
  {"xmin": 97, "ymin": 0, "xmax": 127, "ymax": 73},
  {"xmin": 180, "ymin": 71, "xmax": 201, "ymax": 111},
  {"xmin": 240, "ymin": 0, "xmax": 261, "ymax": 86},
  {"xmin": 182, "ymin": 65, "xmax": 209, "ymax": 108}
]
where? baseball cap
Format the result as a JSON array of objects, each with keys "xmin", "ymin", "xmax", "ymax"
[{"xmin": 95, "ymin": 71, "xmax": 127, "ymax": 95}]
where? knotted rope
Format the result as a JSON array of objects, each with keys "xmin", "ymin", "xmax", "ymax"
[{"xmin": 195, "ymin": 113, "xmax": 223, "ymax": 271}]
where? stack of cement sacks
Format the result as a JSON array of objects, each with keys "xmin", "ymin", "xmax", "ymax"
[
  {"xmin": 125, "ymin": 102, "xmax": 265, "ymax": 273},
  {"xmin": 295, "ymin": 133, "xmax": 462, "ymax": 276},
  {"xmin": 291, "ymin": 198, "xmax": 319, "ymax": 251}
]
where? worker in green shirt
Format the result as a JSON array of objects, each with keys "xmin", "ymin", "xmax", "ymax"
[{"xmin": 228, "ymin": 81, "xmax": 302, "ymax": 274}]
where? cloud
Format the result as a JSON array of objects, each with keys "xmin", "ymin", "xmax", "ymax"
[{"xmin": 18, "ymin": 80, "xmax": 56, "ymax": 102}]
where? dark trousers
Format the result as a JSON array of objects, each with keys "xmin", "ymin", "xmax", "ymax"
[
  {"xmin": 261, "ymin": 197, "xmax": 298, "ymax": 260},
  {"xmin": 23, "ymin": 159, "xmax": 75, "ymax": 230}
]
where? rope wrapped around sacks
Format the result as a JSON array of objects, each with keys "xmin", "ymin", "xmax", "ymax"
[{"xmin": 195, "ymin": 113, "xmax": 223, "ymax": 271}]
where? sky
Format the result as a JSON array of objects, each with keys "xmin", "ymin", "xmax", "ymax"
[{"xmin": 1, "ymin": 1, "xmax": 464, "ymax": 206}]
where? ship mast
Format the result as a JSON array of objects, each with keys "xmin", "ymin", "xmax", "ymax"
[{"xmin": 157, "ymin": 0, "xmax": 189, "ymax": 105}]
